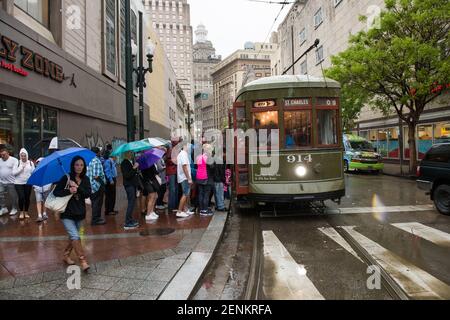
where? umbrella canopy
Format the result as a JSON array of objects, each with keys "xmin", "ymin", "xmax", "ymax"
[
  {"xmin": 136, "ymin": 148, "xmax": 166, "ymax": 171},
  {"xmin": 27, "ymin": 148, "xmax": 96, "ymax": 186},
  {"xmin": 111, "ymin": 140, "xmax": 152, "ymax": 157},
  {"xmin": 146, "ymin": 137, "xmax": 171, "ymax": 148}
]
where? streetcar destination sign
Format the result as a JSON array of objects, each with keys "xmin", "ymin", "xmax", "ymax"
[
  {"xmin": 253, "ymin": 100, "xmax": 276, "ymax": 108},
  {"xmin": 284, "ymin": 98, "xmax": 311, "ymax": 107}
]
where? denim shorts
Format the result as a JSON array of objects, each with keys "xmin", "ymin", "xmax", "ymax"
[
  {"xmin": 180, "ymin": 180, "xmax": 191, "ymax": 196},
  {"xmin": 35, "ymin": 190, "xmax": 50, "ymax": 203},
  {"xmin": 61, "ymin": 219, "xmax": 83, "ymax": 241}
]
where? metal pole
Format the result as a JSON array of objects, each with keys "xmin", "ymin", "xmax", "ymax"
[
  {"xmin": 291, "ymin": 25, "xmax": 295, "ymax": 75},
  {"xmin": 138, "ymin": 11, "xmax": 145, "ymax": 140},
  {"xmin": 125, "ymin": 0, "xmax": 134, "ymax": 142}
]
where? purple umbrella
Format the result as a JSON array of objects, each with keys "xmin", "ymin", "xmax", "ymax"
[{"xmin": 136, "ymin": 148, "xmax": 166, "ymax": 170}]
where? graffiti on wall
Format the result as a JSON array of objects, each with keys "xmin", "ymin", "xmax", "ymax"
[{"xmin": 83, "ymin": 131, "xmax": 126, "ymax": 153}]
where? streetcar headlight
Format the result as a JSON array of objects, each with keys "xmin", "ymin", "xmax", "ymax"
[{"xmin": 295, "ymin": 166, "xmax": 307, "ymax": 177}]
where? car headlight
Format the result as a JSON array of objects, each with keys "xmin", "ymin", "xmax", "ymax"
[{"xmin": 295, "ymin": 166, "xmax": 307, "ymax": 177}]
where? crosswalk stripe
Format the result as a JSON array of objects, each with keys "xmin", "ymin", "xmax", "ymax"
[
  {"xmin": 391, "ymin": 222, "xmax": 450, "ymax": 247},
  {"xmin": 318, "ymin": 227, "xmax": 364, "ymax": 263},
  {"xmin": 340, "ymin": 226, "xmax": 450, "ymax": 299},
  {"xmin": 326, "ymin": 205, "xmax": 435, "ymax": 215},
  {"xmin": 262, "ymin": 231, "xmax": 325, "ymax": 300}
]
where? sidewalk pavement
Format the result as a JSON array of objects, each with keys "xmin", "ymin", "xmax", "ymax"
[
  {"xmin": 382, "ymin": 162, "xmax": 417, "ymax": 180},
  {"xmin": 0, "ymin": 184, "xmax": 229, "ymax": 300}
]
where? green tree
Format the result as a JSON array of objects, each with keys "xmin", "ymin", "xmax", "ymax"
[{"xmin": 326, "ymin": 0, "xmax": 450, "ymax": 173}]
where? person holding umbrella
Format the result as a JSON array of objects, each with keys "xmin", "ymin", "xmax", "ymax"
[
  {"xmin": 27, "ymin": 148, "xmax": 97, "ymax": 272},
  {"xmin": 53, "ymin": 156, "xmax": 92, "ymax": 272}
]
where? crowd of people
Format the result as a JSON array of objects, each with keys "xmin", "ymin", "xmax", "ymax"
[{"xmin": 0, "ymin": 138, "xmax": 231, "ymax": 272}]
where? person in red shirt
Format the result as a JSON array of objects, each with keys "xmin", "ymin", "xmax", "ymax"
[{"xmin": 166, "ymin": 137, "xmax": 181, "ymax": 213}]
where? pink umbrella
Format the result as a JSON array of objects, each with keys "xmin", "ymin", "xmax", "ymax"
[{"xmin": 136, "ymin": 148, "xmax": 165, "ymax": 170}]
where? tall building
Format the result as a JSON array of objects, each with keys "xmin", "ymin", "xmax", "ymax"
[
  {"xmin": 211, "ymin": 41, "xmax": 278, "ymax": 130},
  {"xmin": 193, "ymin": 23, "xmax": 221, "ymax": 94},
  {"xmin": 0, "ymin": 0, "xmax": 174, "ymax": 157},
  {"xmin": 276, "ymin": 0, "xmax": 449, "ymax": 163},
  {"xmin": 144, "ymin": 0, "xmax": 193, "ymax": 107}
]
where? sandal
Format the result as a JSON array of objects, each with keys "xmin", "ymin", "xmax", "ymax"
[{"xmin": 19, "ymin": 212, "xmax": 25, "ymax": 220}]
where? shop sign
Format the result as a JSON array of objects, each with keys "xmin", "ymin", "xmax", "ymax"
[{"xmin": 0, "ymin": 34, "xmax": 64, "ymax": 83}]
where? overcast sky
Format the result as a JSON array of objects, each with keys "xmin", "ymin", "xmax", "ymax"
[{"xmin": 188, "ymin": 0, "xmax": 292, "ymax": 58}]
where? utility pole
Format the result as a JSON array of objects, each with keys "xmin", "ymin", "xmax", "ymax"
[{"xmin": 138, "ymin": 11, "xmax": 144, "ymax": 140}]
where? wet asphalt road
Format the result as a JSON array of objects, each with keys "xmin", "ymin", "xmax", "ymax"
[{"xmin": 193, "ymin": 173, "xmax": 450, "ymax": 300}]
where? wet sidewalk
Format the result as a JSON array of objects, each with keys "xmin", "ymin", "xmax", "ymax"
[
  {"xmin": 0, "ymin": 184, "xmax": 228, "ymax": 300},
  {"xmin": 382, "ymin": 162, "xmax": 417, "ymax": 179}
]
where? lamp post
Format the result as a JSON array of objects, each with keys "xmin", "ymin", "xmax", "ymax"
[{"xmin": 131, "ymin": 15, "xmax": 155, "ymax": 140}]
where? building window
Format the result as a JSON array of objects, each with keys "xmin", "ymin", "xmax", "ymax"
[
  {"xmin": 314, "ymin": 7, "xmax": 323, "ymax": 28},
  {"xmin": 103, "ymin": 0, "xmax": 117, "ymax": 78},
  {"xmin": 15, "ymin": 0, "xmax": 49, "ymax": 27},
  {"xmin": 299, "ymin": 28, "xmax": 306, "ymax": 45},
  {"xmin": 300, "ymin": 60, "xmax": 307, "ymax": 75},
  {"xmin": 316, "ymin": 45, "xmax": 324, "ymax": 64}
]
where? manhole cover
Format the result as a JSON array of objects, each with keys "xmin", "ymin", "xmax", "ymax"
[{"xmin": 140, "ymin": 228, "xmax": 176, "ymax": 237}]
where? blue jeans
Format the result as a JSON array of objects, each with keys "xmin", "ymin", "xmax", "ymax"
[
  {"xmin": 124, "ymin": 185, "xmax": 136, "ymax": 225},
  {"xmin": 214, "ymin": 182, "xmax": 225, "ymax": 210},
  {"xmin": 198, "ymin": 183, "xmax": 212, "ymax": 212},
  {"xmin": 62, "ymin": 219, "xmax": 83, "ymax": 241},
  {"xmin": 168, "ymin": 175, "xmax": 178, "ymax": 211}
]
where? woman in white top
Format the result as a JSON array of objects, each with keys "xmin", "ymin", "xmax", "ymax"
[{"xmin": 12, "ymin": 148, "xmax": 35, "ymax": 220}]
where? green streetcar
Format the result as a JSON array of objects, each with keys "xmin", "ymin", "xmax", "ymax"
[{"xmin": 230, "ymin": 75, "xmax": 345, "ymax": 205}]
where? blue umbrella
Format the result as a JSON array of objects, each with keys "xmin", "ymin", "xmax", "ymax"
[
  {"xmin": 136, "ymin": 148, "xmax": 166, "ymax": 171},
  {"xmin": 27, "ymin": 148, "xmax": 96, "ymax": 186}
]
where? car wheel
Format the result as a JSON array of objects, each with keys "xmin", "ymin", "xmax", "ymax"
[
  {"xmin": 433, "ymin": 184, "xmax": 450, "ymax": 215},
  {"xmin": 344, "ymin": 160, "xmax": 349, "ymax": 173}
]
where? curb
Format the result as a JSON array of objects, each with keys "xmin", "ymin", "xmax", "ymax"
[
  {"xmin": 382, "ymin": 172, "xmax": 417, "ymax": 180},
  {"xmin": 158, "ymin": 209, "xmax": 230, "ymax": 300}
]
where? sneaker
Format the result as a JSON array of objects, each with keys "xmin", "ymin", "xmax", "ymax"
[
  {"xmin": 124, "ymin": 221, "xmax": 139, "ymax": 230},
  {"xmin": 0, "ymin": 208, "xmax": 8, "ymax": 216},
  {"xmin": 176, "ymin": 211, "xmax": 190, "ymax": 218},
  {"xmin": 155, "ymin": 205, "xmax": 166, "ymax": 210},
  {"xmin": 199, "ymin": 210, "xmax": 209, "ymax": 216},
  {"xmin": 186, "ymin": 209, "xmax": 195, "ymax": 216},
  {"xmin": 9, "ymin": 209, "xmax": 18, "ymax": 216},
  {"xmin": 43, "ymin": 213, "xmax": 49, "ymax": 220},
  {"xmin": 145, "ymin": 212, "xmax": 159, "ymax": 221},
  {"xmin": 36, "ymin": 216, "xmax": 44, "ymax": 223}
]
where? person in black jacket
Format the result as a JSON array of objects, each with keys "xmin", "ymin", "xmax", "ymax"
[
  {"xmin": 212, "ymin": 154, "xmax": 226, "ymax": 212},
  {"xmin": 53, "ymin": 156, "xmax": 92, "ymax": 272},
  {"xmin": 121, "ymin": 151, "xmax": 140, "ymax": 230}
]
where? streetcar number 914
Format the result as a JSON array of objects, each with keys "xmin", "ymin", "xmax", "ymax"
[{"xmin": 287, "ymin": 154, "xmax": 313, "ymax": 163}]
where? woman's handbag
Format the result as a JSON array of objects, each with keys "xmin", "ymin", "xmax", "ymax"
[{"xmin": 45, "ymin": 176, "xmax": 73, "ymax": 214}]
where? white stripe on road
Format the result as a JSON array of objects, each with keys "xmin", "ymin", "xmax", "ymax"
[
  {"xmin": 262, "ymin": 231, "xmax": 325, "ymax": 300},
  {"xmin": 327, "ymin": 205, "xmax": 435, "ymax": 215},
  {"xmin": 318, "ymin": 227, "xmax": 364, "ymax": 264},
  {"xmin": 391, "ymin": 222, "xmax": 450, "ymax": 247},
  {"xmin": 341, "ymin": 226, "xmax": 450, "ymax": 299}
]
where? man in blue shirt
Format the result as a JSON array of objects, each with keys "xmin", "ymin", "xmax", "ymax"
[
  {"xmin": 87, "ymin": 147, "xmax": 107, "ymax": 225},
  {"xmin": 104, "ymin": 152, "xmax": 118, "ymax": 216}
]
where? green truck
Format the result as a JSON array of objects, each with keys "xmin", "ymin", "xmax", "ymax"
[{"xmin": 343, "ymin": 134, "xmax": 384, "ymax": 173}]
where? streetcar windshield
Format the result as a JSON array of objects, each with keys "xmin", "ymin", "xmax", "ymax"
[
  {"xmin": 317, "ymin": 109, "xmax": 338, "ymax": 146},
  {"xmin": 284, "ymin": 111, "xmax": 311, "ymax": 148},
  {"xmin": 253, "ymin": 111, "xmax": 279, "ymax": 147}
]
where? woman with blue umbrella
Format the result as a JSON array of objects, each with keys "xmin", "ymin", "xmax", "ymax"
[{"xmin": 28, "ymin": 148, "xmax": 95, "ymax": 272}]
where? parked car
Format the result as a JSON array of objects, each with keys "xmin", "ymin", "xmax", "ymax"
[
  {"xmin": 343, "ymin": 134, "xmax": 384, "ymax": 174},
  {"xmin": 417, "ymin": 143, "xmax": 450, "ymax": 215},
  {"xmin": 29, "ymin": 137, "xmax": 82, "ymax": 161}
]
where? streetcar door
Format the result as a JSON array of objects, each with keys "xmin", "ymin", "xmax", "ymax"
[{"xmin": 232, "ymin": 102, "xmax": 249, "ymax": 196}]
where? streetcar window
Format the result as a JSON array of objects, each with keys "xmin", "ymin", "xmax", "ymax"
[
  {"xmin": 284, "ymin": 111, "xmax": 311, "ymax": 148},
  {"xmin": 317, "ymin": 109, "xmax": 338, "ymax": 146},
  {"xmin": 253, "ymin": 111, "xmax": 279, "ymax": 147}
]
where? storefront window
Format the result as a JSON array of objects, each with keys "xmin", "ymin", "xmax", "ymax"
[
  {"xmin": 387, "ymin": 127, "xmax": 400, "ymax": 159},
  {"xmin": 377, "ymin": 130, "xmax": 388, "ymax": 157},
  {"xmin": 317, "ymin": 110, "xmax": 338, "ymax": 146},
  {"xmin": 24, "ymin": 103, "xmax": 42, "ymax": 155},
  {"xmin": 253, "ymin": 111, "xmax": 278, "ymax": 148},
  {"xmin": 43, "ymin": 108, "xmax": 57, "ymax": 137},
  {"xmin": 284, "ymin": 111, "xmax": 311, "ymax": 148},
  {"xmin": 359, "ymin": 130, "xmax": 369, "ymax": 140},
  {"xmin": 0, "ymin": 97, "xmax": 21, "ymax": 156},
  {"xmin": 417, "ymin": 125, "xmax": 433, "ymax": 160},
  {"xmin": 104, "ymin": 0, "xmax": 117, "ymax": 76},
  {"xmin": 15, "ymin": 0, "xmax": 49, "ymax": 27},
  {"xmin": 434, "ymin": 122, "xmax": 450, "ymax": 144}
]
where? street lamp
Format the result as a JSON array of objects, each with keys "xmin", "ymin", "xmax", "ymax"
[{"xmin": 131, "ymin": 12, "xmax": 156, "ymax": 140}]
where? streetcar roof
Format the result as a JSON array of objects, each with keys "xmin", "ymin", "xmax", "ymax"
[{"xmin": 237, "ymin": 75, "xmax": 341, "ymax": 98}]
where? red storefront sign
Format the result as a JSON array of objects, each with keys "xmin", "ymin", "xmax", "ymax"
[{"xmin": 0, "ymin": 34, "xmax": 64, "ymax": 82}]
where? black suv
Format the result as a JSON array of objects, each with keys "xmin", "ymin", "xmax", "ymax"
[{"xmin": 417, "ymin": 143, "xmax": 450, "ymax": 215}]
